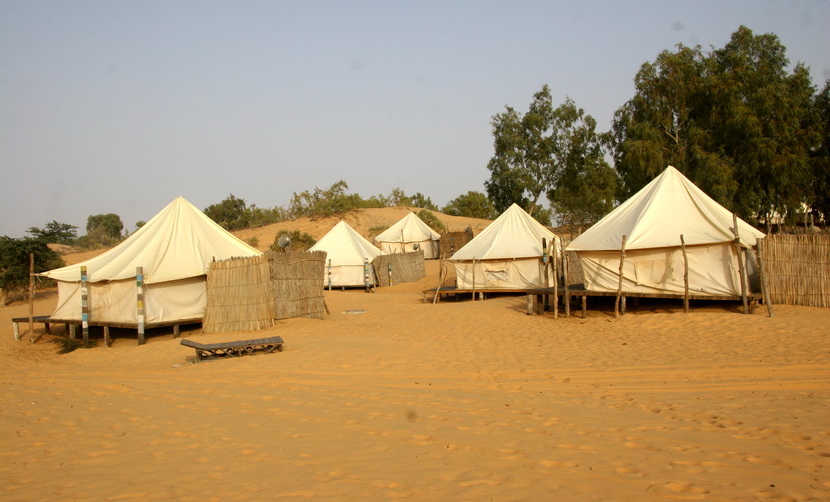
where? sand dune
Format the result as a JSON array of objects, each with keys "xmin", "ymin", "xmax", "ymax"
[
  {"xmin": 2, "ymin": 258, "xmax": 829, "ymax": 501},
  {"xmin": 4, "ymin": 208, "xmax": 830, "ymax": 501}
]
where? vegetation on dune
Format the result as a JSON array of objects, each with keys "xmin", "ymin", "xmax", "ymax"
[{"xmin": 269, "ymin": 229, "xmax": 317, "ymax": 253}]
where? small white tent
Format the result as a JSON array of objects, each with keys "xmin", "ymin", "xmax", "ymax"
[
  {"xmin": 310, "ymin": 220, "xmax": 383, "ymax": 287},
  {"xmin": 40, "ymin": 196, "xmax": 261, "ymax": 324},
  {"xmin": 374, "ymin": 212, "xmax": 441, "ymax": 258},
  {"xmin": 567, "ymin": 166, "xmax": 766, "ymax": 296},
  {"xmin": 449, "ymin": 203, "xmax": 558, "ymax": 289}
]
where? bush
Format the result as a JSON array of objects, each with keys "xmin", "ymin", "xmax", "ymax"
[
  {"xmin": 368, "ymin": 225, "xmax": 389, "ymax": 240},
  {"xmin": 270, "ymin": 230, "xmax": 317, "ymax": 252},
  {"xmin": 52, "ymin": 336, "xmax": 96, "ymax": 353},
  {"xmin": 0, "ymin": 237, "xmax": 63, "ymax": 295},
  {"xmin": 417, "ymin": 210, "xmax": 446, "ymax": 233}
]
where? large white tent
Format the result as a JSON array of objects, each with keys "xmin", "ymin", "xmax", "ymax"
[
  {"xmin": 310, "ymin": 220, "xmax": 383, "ymax": 287},
  {"xmin": 449, "ymin": 203, "xmax": 558, "ymax": 289},
  {"xmin": 567, "ymin": 166, "xmax": 766, "ymax": 296},
  {"xmin": 374, "ymin": 212, "xmax": 441, "ymax": 259},
  {"xmin": 40, "ymin": 196, "xmax": 261, "ymax": 324}
]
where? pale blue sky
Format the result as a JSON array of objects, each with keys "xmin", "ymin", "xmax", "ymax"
[{"xmin": 1, "ymin": 0, "xmax": 828, "ymax": 238}]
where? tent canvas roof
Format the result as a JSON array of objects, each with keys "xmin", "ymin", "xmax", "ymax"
[
  {"xmin": 41, "ymin": 196, "xmax": 261, "ymax": 284},
  {"xmin": 449, "ymin": 203, "xmax": 557, "ymax": 261},
  {"xmin": 309, "ymin": 220, "xmax": 382, "ymax": 266},
  {"xmin": 374, "ymin": 212, "xmax": 440, "ymax": 243},
  {"xmin": 567, "ymin": 166, "xmax": 765, "ymax": 251}
]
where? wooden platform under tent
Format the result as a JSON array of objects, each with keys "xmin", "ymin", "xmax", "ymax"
[
  {"xmin": 11, "ymin": 315, "xmax": 201, "ymax": 346},
  {"xmin": 423, "ymin": 284, "xmax": 767, "ymax": 317}
]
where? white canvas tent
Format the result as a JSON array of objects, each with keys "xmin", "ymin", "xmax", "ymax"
[
  {"xmin": 309, "ymin": 220, "xmax": 383, "ymax": 287},
  {"xmin": 40, "ymin": 196, "xmax": 261, "ymax": 324},
  {"xmin": 374, "ymin": 212, "xmax": 441, "ymax": 259},
  {"xmin": 449, "ymin": 203, "xmax": 558, "ymax": 289},
  {"xmin": 567, "ymin": 166, "xmax": 766, "ymax": 297}
]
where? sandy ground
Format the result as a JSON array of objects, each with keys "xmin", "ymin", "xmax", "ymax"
[{"xmin": 3, "ymin": 209, "xmax": 830, "ymax": 501}]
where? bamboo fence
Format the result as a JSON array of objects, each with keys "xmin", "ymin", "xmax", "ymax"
[
  {"xmin": 268, "ymin": 250, "xmax": 327, "ymax": 320},
  {"xmin": 374, "ymin": 251, "xmax": 425, "ymax": 287},
  {"xmin": 202, "ymin": 254, "xmax": 274, "ymax": 334},
  {"xmin": 202, "ymin": 250, "xmax": 328, "ymax": 333},
  {"xmin": 439, "ymin": 231, "xmax": 474, "ymax": 257},
  {"xmin": 762, "ymin": 233, "xmax": 830, "ymax": 308}
]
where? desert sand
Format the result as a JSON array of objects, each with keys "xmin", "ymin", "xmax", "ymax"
[{"xmin": 2, "ymin": 209, "xmax": 829, "ymax": 501}]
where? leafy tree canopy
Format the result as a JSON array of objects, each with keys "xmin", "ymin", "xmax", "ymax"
[
  {"xmin": 204, "ymin": 194, "xmax": 252, "ymax": 231},
  {"xmin": 484, "ymin": 85, "xmax": 614, "ymax": 227},
  {"xmin": 609, "ymin": 25, "xmax": 819, "ymax": 225},
  {"xmin": 442, "ymin": 191, "xmax": 497, "ymax": 220},
  {"xmin": 27, "ymin": 221, "xmax": 78, "ymax": 244}
]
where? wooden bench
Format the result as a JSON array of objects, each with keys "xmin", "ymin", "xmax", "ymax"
[{"xmin": 180, "ymin": 336, "xmax": 284, "ymax": 362}]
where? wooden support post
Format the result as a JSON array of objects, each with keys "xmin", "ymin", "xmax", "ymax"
[
  {"xmin": 13, "ymin": 321, "xmax": 20, "ymax": 342},
  {"xmin": 81, "ymin": 266, "xmax": 89, "ymax": 347},
  {"xmin": 137, "ymin": 267, "xmax": 145, "ymax": 346},
  {"xmin": 103, "ymin": 326, "xmax": 110, "ymax": 348},
  {"xmin": 731, "ymin": 214, "xmax": 749, "ymax": 314},
  {"xmin": 69, "ymin": 323, "xmax": 76, "ymax": 340},
  {"xmin": 388, "ymin": 262, "xmax": 393, "ymax": 287},
  {"xmin": 173, "ymin": 324, "xmax": 180, "ymax": 337},
  {"xmin": 581, "ymin": 295, "xmax": 587, "ymax": 319},
  {"xmin": 327, "ymin": 259, "xmax": 332, "ymax": 291},
  {"xmin": 553, "ymin": 241, "xmax": 559, "ymax": 320},
  {"xmin": 755, "ymin": 238, "xmax": 775, "ymax": 318},
  {"xmin": 433, "ymin": 255, "xmax": 447, "ymax": 304},
  {"xmin": 562, "ymin": 239, "xmax": 570, "ymax": 318},
  {"xmin": 28, "ymin": 253, "xmax": 36, "ymax": 343},
  {"xmin": 471, "ymin": 258, "xmax": 476, "ymax": 302},
  {"xmin": 364, "ymin": 259, "xmax": 370, "ymax": 293},
  {"xmin": 614, "ymin": 235, "xmax": 627, "ymax": 318},
  {"xmin": 681, "ymin": 235, "xmax": 689, "ymax": 313}
]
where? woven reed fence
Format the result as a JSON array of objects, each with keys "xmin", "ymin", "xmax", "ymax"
[
  {"xmin": 202, "ymin": 250, "xmax": 328, "ymax": 333},
  {"xmin": 762, "ymin": 233, "xmax": 830, "ymax": 308},
  {"xmin": 268, "ymin": 250, "xmax": 327, "ymax": 320},
  {"xmin": 203, "ymin": 254, "xmax": 274, "ymax": 334},
  {"xmin": 439, "ymin": 231, "xmax": 474, "ymax": 257},
  {"xmin": 373, "ymin": 251, "xmax": 425, "ymax": 287}
]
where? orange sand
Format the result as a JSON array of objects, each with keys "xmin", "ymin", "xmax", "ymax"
[{"xmin": 2, "ymin": 210, "xmax": 830, "ymax": 501}]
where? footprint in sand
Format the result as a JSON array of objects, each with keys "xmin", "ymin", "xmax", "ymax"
[{"xmin": 646, "ymin": 481, "xmax": 710, "ymax": 499}]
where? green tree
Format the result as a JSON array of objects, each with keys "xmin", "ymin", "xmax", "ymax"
[
  {"xmin": 85, "ymin": 213, "xmax": 124, "ymax": 247},
  {"xmin": 485, "ymin": 85, "xmax": 556, "ymax": 215},
  {"xmin": 547, "ymin": 102, "xmax": 617, "ymax": 229},
  {"xmin": 610, "ymin": 26, "xmax": 819, "ymax": 224},
  {"xmin": 442, "ymin": 191, "xmax": 497, "ymax": 219},
  {"xmin": 0, "ymin": 237, "xmax": 64, "ymax": 297},
  {"xmin": 812, "ymin": 81, "xmax": 830, "ymax": 222},
  {"xmin": 485, "ymin": 86, "xmax": 610, "ymax": 226},
  {"xmin": 288, "ymin": 180, "xmax": 364, "ymax": 218},
  {"xmin": 26, "ymin": 221, "xmax": 78, "ymax": 244},
  {"xmin": 204, "ymin": 194, "xmax": 252, "ymax": 231},
  {"xmin": 409, "ymin": 192, "xmax": 438, "ymax": 211}
]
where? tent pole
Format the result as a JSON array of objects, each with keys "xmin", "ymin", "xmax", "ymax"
[
  {"xmin": 562, "ymin": 238, "xmax": 570, "ymax": 318},
  {"xmin": 81, "ymin": 266, "xmax": 89, "ymax": 347},
  {"xmin": 615, "ymin": 235, "xmax": 627, "ymax": 318},
  {"xmin": 28, "ymin": 253, "xmax": 37, "ymax": 343},
  {"xmin": 731, "ymin": 214, "xmax": 749, "ymax": 314},
  {"xmin": 755, "ymin": 238, "xmax": 775, "ymax": 318},
  {"xmin": 553, "ymin": 240, "xmax": 559, "ymax": 320},
  {"xmin": 471, "ymin": 258, "xmax": 476, "ymax": 302},
  {"xmin": 681, "ymin": 235, "xmax": 689, "ymax": 313},
  {"xmin": 137, "ymin": 267, "xmax": 145, "ymax": 346}
]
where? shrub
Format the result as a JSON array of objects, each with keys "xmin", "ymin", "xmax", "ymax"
[{"xmin": 270, "ymin": 230, "xmax": 317, "ymax": 252}]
